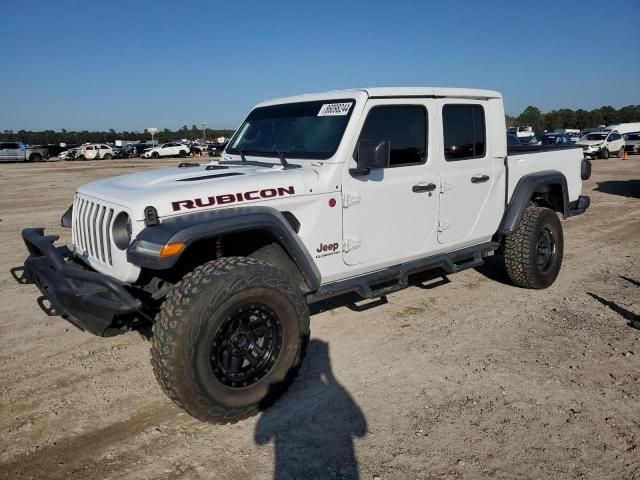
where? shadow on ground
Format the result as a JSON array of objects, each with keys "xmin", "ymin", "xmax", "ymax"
[
  {"xmin": 594, "ymin": 180, "xmax": 640, "ymax": 199},
  {"xmin": 587, "ymin": 292, "xmax": 640, "ymax": 329},
  {"xmin": 255, "ymin": 339, "xmax": 367, "ymax": 479},
  {"xmin": 474, "ymin": 255, "xmax": 511, "ymax": 285}
]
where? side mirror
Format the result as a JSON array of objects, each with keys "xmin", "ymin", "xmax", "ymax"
[{"xmin": 351, "ymin": 139, "xmax": 390, "ymax": 176}]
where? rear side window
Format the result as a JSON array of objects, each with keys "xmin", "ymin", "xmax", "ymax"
[
  {"xmin": 442, "ymin": 104, "xmax": 486, "ymax": 161},
  {"xmin": 357, "ymin": 105, "xmax": 427, "ymax": 166}
]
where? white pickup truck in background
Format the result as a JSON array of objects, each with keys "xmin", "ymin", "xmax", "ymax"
[
  {"xmin": 20, "ymin": 87, "xmax": 591, "ymax": 423},
  {"xmin": 0, "ymin": 142, "xmax": 47, "ymax": 162}
]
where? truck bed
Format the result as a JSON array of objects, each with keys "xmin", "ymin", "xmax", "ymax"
[{"xmin": 506, "ymin": 145, "xmax": 583, "ymax": 204}]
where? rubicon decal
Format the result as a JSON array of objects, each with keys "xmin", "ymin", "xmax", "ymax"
[{"xmin": 172, "ymin": 186, "xmax": 296, "ymax": 211}]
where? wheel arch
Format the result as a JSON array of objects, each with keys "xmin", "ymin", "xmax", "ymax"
[
  {"xmin": 127, "ymin": 206, "xmax": 320, "ymax": 292},
  {"xmin": 497, "ymin": 171, "xmax": 569, "ymax": 235}
]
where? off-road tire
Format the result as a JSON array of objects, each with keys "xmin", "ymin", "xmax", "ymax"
[
  {"xmin": 600, "ymin": 148, "xmax": 610, "ymax": 159},
  {"xmin": 151, "ymin": 151, "xmax": 160, "ymax": 159},
  {"xmin": 504, "ymin": 205, "xmax": 564, "ymax": 289},
  {"xmin": 151, "ymin": 256, "xmax": 309, "ymax": 423},
  {"xmin": 616, "ymin": 147, "xmax": 624, "ymax": 158}
]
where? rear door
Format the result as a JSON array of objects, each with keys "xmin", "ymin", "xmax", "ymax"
[
  {"xmin": 342, "ymin": 100, "xmax": 439, "ymax": 266},
  {"xmin": 436, "ymin": 101, "xmax": 503, "ymax": 245}
]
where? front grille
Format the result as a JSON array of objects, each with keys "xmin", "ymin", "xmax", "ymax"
[{"xmin": 72, "ymin": 195, "xmax": 116, "ymax": 265}]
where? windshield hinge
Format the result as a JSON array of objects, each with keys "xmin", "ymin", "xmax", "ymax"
[{"xmin": 342, "ymin": 192, "xmax": 361, "ymax": 208}]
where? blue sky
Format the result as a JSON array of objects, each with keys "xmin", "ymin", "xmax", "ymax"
[{"xmin": 1, "ymin": 0, "xmax": 639, "ymax": 131}]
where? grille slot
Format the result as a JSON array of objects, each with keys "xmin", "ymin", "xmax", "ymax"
[{"xmin": 73, "ymin": 195, "xmax": 116, "ymax": 266}]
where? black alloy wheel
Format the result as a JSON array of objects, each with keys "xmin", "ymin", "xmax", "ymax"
[{"xmin": 211, "ymin": 303, "xmax": 283, "ymax": 388}]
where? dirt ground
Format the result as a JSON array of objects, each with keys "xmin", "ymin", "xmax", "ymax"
[{"xmin": 0, "ymin": 156, "xmax": 638, "ymax": 480}]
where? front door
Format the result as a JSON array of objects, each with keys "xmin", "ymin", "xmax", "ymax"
[
  {"xmin": 342, "ymin": 100, "xmax": 439, "ymax": 266},
  {"xmin": 436, "ymin": 100, "xmax": 504, "ymax": 245}
]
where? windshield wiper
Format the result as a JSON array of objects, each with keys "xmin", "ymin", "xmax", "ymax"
[{"xmin": 271, "ymin": 149, "xmax": 301, "ymax": 169}]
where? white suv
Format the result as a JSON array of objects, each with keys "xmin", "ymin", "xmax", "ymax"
[
  {"xmin": 142, "ymin": 142, "xmax": 190, "ymax": 159},
  {"xmin": 577, "ymin": 131, "xmax": 625, "ymax": 159},
  {"xmin": 75, "ymin": 144, "xmax": 113, "ymax": 161}
]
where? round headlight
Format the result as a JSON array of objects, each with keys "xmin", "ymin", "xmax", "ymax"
[{"xmin": 112, "ymin": 212, "xmax": 132, "ymax": 250}]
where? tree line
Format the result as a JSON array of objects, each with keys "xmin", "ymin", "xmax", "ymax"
[
  {"xmin": 506, "ymin": 105, "xmax": 640, "ymax": 133},
  {"xmin": 3, "ymin": 104, "xmax": 640, "ymax": 145},
  {"xmin": 0, "ymin": 125, "xmax": 236, "ymax": 146}
]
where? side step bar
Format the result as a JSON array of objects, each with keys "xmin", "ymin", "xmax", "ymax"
[{"xmin": 307, "ymin": 241, "xmax": 498, "ymax": 303}]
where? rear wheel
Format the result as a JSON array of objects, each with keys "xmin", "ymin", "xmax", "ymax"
[
  {"xmin": 103, "ymin": 153, "xmax": 112, "ymax": 160},
  {"xmin": 503, "ymin": 205, "xmax": 564, "ymax": 289},
  {"xmin": 616, "ymin": 147, "xmax": 625, "ymax": 158},
  {"xmin": 28, "ymin": 153, "xmax": 41, "ymax": 162},
  {"xmin": 151, "ymin": 257, "xmax": 309, "ymax": 423},
  {"xmin": 179, "ymin": 150, "xmax": 187, "ymax": 158}
]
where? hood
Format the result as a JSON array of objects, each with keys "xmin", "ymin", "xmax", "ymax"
[
  {"xmin": 77, "ymin": 161, "xmax": 320, "ymax": 220},
  {"xmin": 576, "ymin": 139, "xmax": 604, "ymax": 146}
]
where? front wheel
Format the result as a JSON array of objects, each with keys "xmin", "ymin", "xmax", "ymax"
[
  {"xmin": 151, "ymin": 152, "xmax": 159, "ymax": 159},
  {"xmin": 600, "ymin": 148, "xmax": 610, "ymax": 159},
  {"xmin": 151, "ymin": 257, "xmax": 309, "ymax": 423},
  {"xmin": 503, "ymin": 205, "xmax": 564, "ymax": 289}
]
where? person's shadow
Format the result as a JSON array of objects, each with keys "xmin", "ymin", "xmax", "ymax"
[{"xmin": 255, "ymin": 339, "xmax": 367, "ymax": 479}]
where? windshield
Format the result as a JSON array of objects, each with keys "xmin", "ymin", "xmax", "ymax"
[
  {"xmin": 227, "ymin": 99, "xmax": 355, "ymax": 159},
  {"xmin": 585, "ymin": 133, "xmax": 607, "ymax": 141}
]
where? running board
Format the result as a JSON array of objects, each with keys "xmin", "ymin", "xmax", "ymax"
[{"xmin": 307, "ymin": 242, "xmax": 498, "ymax": 303}]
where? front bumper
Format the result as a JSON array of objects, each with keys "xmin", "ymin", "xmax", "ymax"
[{"xmin": 18, "ymin": 228, "xmax": 143, "ymax": 336}]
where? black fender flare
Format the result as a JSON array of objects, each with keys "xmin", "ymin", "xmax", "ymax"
[
  {"xmin": 127, "ymin": 206, "xmax": 321, "ymax": 291},
  {"xmin": 498, "ymin": 171, "xmax": 569, "ymax": 235}
]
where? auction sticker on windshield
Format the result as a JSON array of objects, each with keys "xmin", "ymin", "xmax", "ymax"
[{"xmin": 318, "ymin": 102, "xmax": 353, "ymax": 116}]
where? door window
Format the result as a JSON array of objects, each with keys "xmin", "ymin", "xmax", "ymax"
[
  {"xmin": 442, "ymin": 104, "xmax": 486, "ymax": 161},
  {"xmin": 357, "ymin": 105, "xmax": 427, "ymax": 167}
]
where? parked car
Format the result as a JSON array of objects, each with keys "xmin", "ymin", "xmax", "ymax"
[
  {"xmin": 141, "ymin": 142, "xmax": 190, "ymax": 158},
  {"xmin": 0, "ymin": 142, "xmax": 47, "ymax": 162},
  {"xmin": 207, "ymin": 141, "xmax": 229, "ymax": 156},
  {"xmin": 623, "ymin": 132, "xmax": 640, "ymax": 153},
  {"xmin": 506, "ymin": 133, "xmax": 522, "ymax": 146},
  {"xmin": 576, "ymin": 131, "xmax": 625, "ymax": 159},
  {"xmin": 527, "ymin": 133, "xmax": 573, "ymax": 146},
  {"xmin": 19, "ymin": 86, "xmax": 591, "ymax": 424},
  {"xmin": 126, "ymin": 143, "xmax": 151, "ymax": 157},
  {"xmin": 507, "ymin": 125, "xmax": 535, "ymax": 141},
  {"xmin": 111, "ymin": 146, "xmax": 129, "ymax": 159},
  {"xmin": 566, "ymin": 132, "xmax": 581, "ymax": 143},
  {"xmin": 75, "ymin": 144, "xmax": 113, "ymax": 160},
  {"xmin": 603, "ymin": 122, "xmax": 640, "ymax": 135},
  {"xmin": 60, "ymin": 147, "xmax": 81, "ymax": 161}
]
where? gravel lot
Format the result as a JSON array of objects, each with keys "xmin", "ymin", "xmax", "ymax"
[{"xmin": 0, "ymin": 156, "xmax": 638, "ymax": 480}]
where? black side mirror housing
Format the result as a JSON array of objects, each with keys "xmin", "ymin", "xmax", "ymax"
[{"xmin": 350, "ymin": 139, "xmax": 391, "ymax": 176}]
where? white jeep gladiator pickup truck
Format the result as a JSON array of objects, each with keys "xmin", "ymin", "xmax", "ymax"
[{"xmin": 19, "ymin": 87, "xmax": 591, "ymax": 423}]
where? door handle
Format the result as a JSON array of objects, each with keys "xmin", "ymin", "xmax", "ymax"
[
  {"xmin": 412, "ymin": 183, "xmax": 437, "ymax": 193},
  {"xmin": 471, "ymin": 175, "xmax": 490, "ymax": 183}
]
